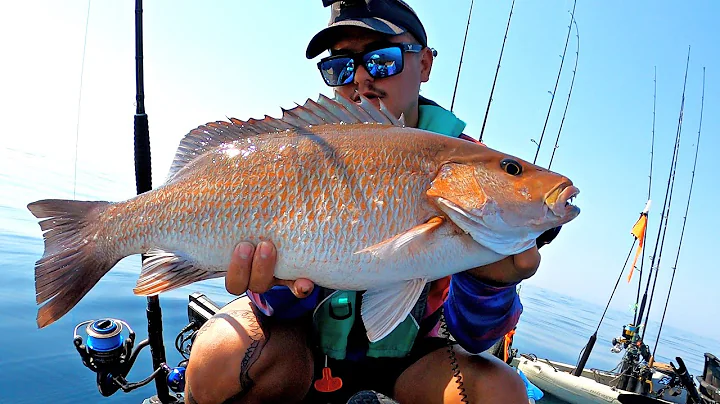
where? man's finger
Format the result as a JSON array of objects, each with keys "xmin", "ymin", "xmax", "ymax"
[
  {"xmin": 248, "ymin": 241, "xmax": 277, "ymax": 293},
  {"xmin": 275, "ymin": 278, "xmax": 315, "ymax": 298},
  {"xmin": 225, "ymin": 242, "xmax": 254, "ymax": 295},
  {"xmin": 513, "ymin": 246, "xmax": 541, "ymax": 276}
]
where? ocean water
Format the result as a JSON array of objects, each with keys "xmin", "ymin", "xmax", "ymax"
[{"xmin": 0, "ymin": 146, "xmax": 717, "ymax": 404}]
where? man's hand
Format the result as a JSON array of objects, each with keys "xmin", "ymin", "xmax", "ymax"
[
  {"xmin": 466, "ymin": 245, "xmax": 541, "ymax": 285},
  {"xmin": 225, "ymin": 241, "xmax": 315, "ymax": 298}
]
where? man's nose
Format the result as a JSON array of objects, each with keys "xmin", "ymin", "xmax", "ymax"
[{"xmin": 353, "ymin": 63, "xmax": 374, "ymax": 85}]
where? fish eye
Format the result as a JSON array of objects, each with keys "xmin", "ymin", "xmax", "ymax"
[{"xmin": 501, "ymin": 159, "xmax": 523, "ymax": 176}]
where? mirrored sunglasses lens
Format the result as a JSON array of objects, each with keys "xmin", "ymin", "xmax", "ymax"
[
  {"xmin": 320, "ymin": 57, "xmax": 355, "ymax": 86},
  {"xmin": 362, "ymin": 47, "xmax": 403, "ymax": 78}
]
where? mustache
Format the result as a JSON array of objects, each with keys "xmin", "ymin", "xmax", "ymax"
[{"xmin": 351, "ymin": 85, "xmax": 387, "ymax": 101}]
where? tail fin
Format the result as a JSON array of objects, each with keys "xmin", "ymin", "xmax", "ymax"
[{"xmin": 27, "ymin": 199, "xmax": 116, "ymax": 328}]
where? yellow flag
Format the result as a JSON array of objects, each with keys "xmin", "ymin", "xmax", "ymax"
[{"xmin": 627, "ymin": 213, "xmax": 648, "ymax": 283}]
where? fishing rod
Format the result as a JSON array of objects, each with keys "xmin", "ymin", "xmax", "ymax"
[
  {"xmin": 638, "ymin": 103, "xmax": 683, "ymax": 343},
  {"xmin": 450, "ymin": 0, "xmax": 473, "ymax": 113},
  {"xmin": 607, "ymin": 55, "xmax": 690, "ymax": 391},
  {"xmin": 546, "ymin": 15, "xmax": 579, "ymax": 171},
  {"xmin": 532, "ymin": 0, "xmax": 577, "ymax": 164},
  {"xmin": 478, "ymin": 0, "xmax": 515, "ymax": 142},
  {"xmin": 651, "ymin": 67, "xmax": 705, "ymax": 361},
  {"xmin": 134, "ymin": 0, "xmax": 151, "ymax": 195},
  {"xmin": 133, "ymin": 1, "xmax": 176, "ymax": 401},
  {"xmin": 637, "ymin": 46, "xmax": 691, "ymax": 342},
  {"xmin": 591, "ymin": 66, "xmax": 662, "ymax": 388},
  {"xmin": 652, "ymin": 68, "xmax": 705, "ymax": 358},
  {"xmin": 633, "ymin": 66, "xmax": 658, "ymax": 325}
]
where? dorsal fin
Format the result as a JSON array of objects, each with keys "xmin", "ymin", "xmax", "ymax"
[{"xmin": 165, "ymin": 92, "xmax": 405, "ymax": 183}]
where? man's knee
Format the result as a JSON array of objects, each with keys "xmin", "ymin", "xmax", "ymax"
[
  {"xmin": 184, "ymin": 297, "xmax": 314, "ymax": 404},
  {"xmin": 395, "ymin": 345, "xmax": 528, "ymax": 403},
  {"xmin": 462, "ymin": 351, "xmax": 528, "ymax": 403}
]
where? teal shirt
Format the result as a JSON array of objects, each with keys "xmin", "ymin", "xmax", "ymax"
[{"xmin": 417, "ymin": 104, "xmax": 467, "ymax": 137}]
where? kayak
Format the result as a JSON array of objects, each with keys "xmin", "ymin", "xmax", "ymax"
[{"xmin": 512, "ymin": 354, "xmax": 688, "ymax": 404}]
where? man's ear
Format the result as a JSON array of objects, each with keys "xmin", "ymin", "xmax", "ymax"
[{"xmin": 420, "ymin": 47, "xmax": 434, "ymax": 83}]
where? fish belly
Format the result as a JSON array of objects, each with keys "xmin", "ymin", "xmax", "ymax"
[{"xmin": 269, "ymin": 224, "xmax": 506, "ymax": 290}]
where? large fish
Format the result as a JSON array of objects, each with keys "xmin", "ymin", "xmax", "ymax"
[{"xmin": 28, "ymin": 93, "xmax": 580, "ymax": 341}]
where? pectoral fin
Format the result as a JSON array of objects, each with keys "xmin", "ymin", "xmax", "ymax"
[
  {"xmin": 361, "ymin": 278, "xmax": 427, "ymax": 342},
  {"xmin": 354, "ymin": 217, "xmax": 444, "ymax": 258}
]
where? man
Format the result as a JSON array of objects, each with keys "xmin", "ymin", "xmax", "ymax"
[{"xmin": 185, "ymin": 1, "xmax": 558, "ymax": 403}]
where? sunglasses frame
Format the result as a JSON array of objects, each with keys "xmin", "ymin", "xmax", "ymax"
[{"xmin": 317, "ymin": 42, "xmax": 424, "ymax": 87}]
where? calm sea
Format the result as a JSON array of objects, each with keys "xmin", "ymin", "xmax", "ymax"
[{"xmin": 1, "ymin": 146, "xmax": 717, "ymax": 404}]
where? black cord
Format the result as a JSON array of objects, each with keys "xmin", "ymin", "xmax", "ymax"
[
  {"xmin": 175, "ymin": 322, "xmax": 199, "ymax": 359},
  {"xmin": 439, "ymin": 313, "xmax": 469, "ymax": 403}
]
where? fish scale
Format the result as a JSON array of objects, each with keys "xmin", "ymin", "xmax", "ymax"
[{"xmin": 27, "ymin": 93, "xmax": 580, "ymax": 342}]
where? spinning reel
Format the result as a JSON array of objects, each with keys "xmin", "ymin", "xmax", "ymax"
[{"xmin": 73, "ymin": 318, "xmax": 187, "ymax": 398}]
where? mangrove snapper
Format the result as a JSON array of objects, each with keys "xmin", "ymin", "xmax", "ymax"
[{"xmin": 28, "ymin": 93, "xmax": 580, "ymax": 341}]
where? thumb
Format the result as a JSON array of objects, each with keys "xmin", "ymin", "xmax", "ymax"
[{"xmin": 275, "ymin": 278, "xmax": 315, "ymax": 298}]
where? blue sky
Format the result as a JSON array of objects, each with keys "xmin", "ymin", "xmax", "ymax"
[{"xmin": 0, "ymin": 0, "xmax": 717, "ymax": 338}]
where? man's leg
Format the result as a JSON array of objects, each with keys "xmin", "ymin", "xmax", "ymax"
[
  {"xmin": 184, "ymin": 296, "xmax": 314, "ymax": 404},
  {"xmin": 393, "ymin": 345, "xmax": 528, "ymax": 404}
]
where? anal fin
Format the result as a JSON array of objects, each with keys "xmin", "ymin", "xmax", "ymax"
[
  {"xmin": 361, "ymin": 278, "xmax": 427, "ymax": 342},
  {"xmin": 133, "ymin": 248, "xmax": 220, "ymax": 295}
]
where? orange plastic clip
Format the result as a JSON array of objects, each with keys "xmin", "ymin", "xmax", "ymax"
[{"xmin": 314, "ymin": 355, "xmax": 343, "ymax": 393}]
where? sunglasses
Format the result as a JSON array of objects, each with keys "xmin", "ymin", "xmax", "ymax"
[{"xmin": 317, "ymin": 43, "xmax": 424, "ymax": 87}]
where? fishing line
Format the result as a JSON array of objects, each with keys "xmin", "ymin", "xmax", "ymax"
[
  {"xmin": 652, "ymin": 67, "xmax": 705, "ymax": 359},
  {"xmin": 72, "ymin": 0, "xmax": 92, "ymax": 199},
  {"xmin": 639, "ymin": 46, "xmax": 691, "ymax": 341},
  {"xmin": 634, "ymin": 67, "xmax": 658, "ymax": 325},
  {"xmin": 532, "ymin": 0, "xmax": 577, "ymax": 164},
  {"xmin": 478, "ymin": 0, "xmax": 515, "ymax": 143},
  {"xmin": 547, "ymin": 15, "xmax": 579, "ymax": 170},
  {"xmin": 450, "ymin": 0, "xmax": 474, "ymax": 113}
]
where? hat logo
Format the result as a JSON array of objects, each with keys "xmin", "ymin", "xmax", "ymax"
[{"xmin": 338, "ymin": 0, "xmax": 366, "ymax": 9}]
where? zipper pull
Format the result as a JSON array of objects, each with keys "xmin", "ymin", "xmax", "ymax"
[{"xmin": 314, "ymin": 355, "xmax": 343, "ymax": 393}]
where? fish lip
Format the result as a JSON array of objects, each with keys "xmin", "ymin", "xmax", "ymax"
[{"xmin": 545, "ymin": 183, "xmax": 580, "ymax": 217}]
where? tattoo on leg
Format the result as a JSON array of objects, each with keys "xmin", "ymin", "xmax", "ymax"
[
  {"xmin": 196, "ymin": 316, "xmax": 220, "ymax": 336},
  {"xmin": 221, "ymin": 309, "xmax": 270, "ymax": 401},
  {"xmin": 237, "ymin": 310, "xmax": 266, "ymax": 391},
  {"xmin": 189, "ymin": 307, "xmax": 270, "ymax": 403},
  {"xmin": 185, "ymin": 388, "xmax": 198, "ymax": 404}
]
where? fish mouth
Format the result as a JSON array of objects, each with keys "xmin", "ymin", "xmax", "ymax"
[{"xmin": 544, "ymin": 183, "xmax": 580, "ymax": 218}]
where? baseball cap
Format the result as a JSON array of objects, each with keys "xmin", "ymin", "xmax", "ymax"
[{"xmin": 306, "ymin": 0, "xmax": 429, "ymax": 59}]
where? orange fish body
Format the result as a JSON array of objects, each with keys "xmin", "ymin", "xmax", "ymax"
[{"xmin": 28, "ymin": 94, "xmax": 580, "ymax": 341}]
